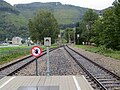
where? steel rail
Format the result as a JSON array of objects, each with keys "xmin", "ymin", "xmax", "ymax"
[
  {"xmin": 64, "ymin": 45, "xmax": 120, "ymax": 90},
  {"xmin": 0, "ymin": 47, "xmax": 59, "ymax": 77}
]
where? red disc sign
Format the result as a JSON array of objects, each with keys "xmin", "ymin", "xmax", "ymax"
[{"xmin": 30, "ymin": 46, "xmax": 42, "ymax": 57}]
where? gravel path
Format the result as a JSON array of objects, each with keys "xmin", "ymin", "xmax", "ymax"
[
  {"xmin": 70, "ymin": 45, "xmax": 120, "ymax": 76},
  {"xmin": 15, "ymin": 47, "xmax": 83, "ymax": 76}
]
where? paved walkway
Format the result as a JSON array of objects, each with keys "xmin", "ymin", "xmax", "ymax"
[{"xmin": 0, "ymin": 76, "xmax": 93, "ymax": 90}]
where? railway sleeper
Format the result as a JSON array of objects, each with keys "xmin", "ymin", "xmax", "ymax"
[
  {"xmin": 101, "ymin": 81, "xmax": 120, "ymax": 84},
  {"xmin": 105, "ymin": 85, "xmax": 120, "ymax": 90}
]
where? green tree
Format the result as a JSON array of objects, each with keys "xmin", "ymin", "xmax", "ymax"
[
  {"xmin": 93, "ymin": 6, "xmax": 120, "ymax": 50},
  {"xmin": 83, "ymin": 9, "xmax": 98, "ymax": 43},
  {"xmin": 113, "ymin": 0, "xmax": 120, "ymax": 49},
  {"xmin": 64, "ymin": 28, "xmax": 74, "ymax": 43},
  {"xmin": 28, "ymin": 10, "xmax": 59, "ymax": 44},
  {"xmin": 93, "ymin": 17, "xmax": 104, "ymax": 46},
  {"xmin": 77, "ymin": 1, "xmax": 120, "ymax": 50},
  {"xmin": 77, "ymin": 9, "xmax": 98, "ymax": 44},
  {"xmin": 76, "ymin": 22, "xmax": 86, "ymax": 44},
  {"xmin": 102, "ymin": 9, "xmax": 117, "ymax": 49}
]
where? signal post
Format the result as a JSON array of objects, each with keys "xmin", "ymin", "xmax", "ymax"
[
  {"xmin": 44, "ymin": 37, "xmax": 51, "ymax": 76},
  {"xmin": 30, "ymin": 46, "xmax": 42, "ymax": 76}
]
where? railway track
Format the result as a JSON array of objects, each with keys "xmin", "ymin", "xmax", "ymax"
[
  {"xmin": 64, "ymin": 45, "xmax": 120, "ymax": 90},
  {"xmin": 0, "ymin": 47, "xmax": 58, "ymax": 79},
  {"xmin": 14, "ymin": 47, "xmax": 84, "ymax": 76}
]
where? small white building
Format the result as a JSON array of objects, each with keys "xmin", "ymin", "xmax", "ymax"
[{"xmin": 12, "ymin": 37, "xmax": 22, "ymax": 45}]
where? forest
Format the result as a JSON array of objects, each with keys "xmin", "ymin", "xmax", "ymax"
[
  {"xmin": 0, "ymin": 0, "xmax": 120, "ymax": 50},
  {"xmin": 73, "ymin": 0, "xmax": 120, "ymax": 50}
]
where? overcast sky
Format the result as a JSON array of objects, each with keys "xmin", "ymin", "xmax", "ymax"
[{"xmin": 5, "ymin": 0, "xmax": 115, "ymax": 10}]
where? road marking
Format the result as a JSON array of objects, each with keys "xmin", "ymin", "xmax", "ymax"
[
  {"xmin": 0, "ymin": 77, "xmax": 15, "ymax": 89},
  {"xmin": 73, "ymin": 76, "xmax": 82, "ymax": 90}
]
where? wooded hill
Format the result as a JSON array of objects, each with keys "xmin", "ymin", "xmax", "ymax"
[
  {"xmin": 0, "ymin": 0, "xmax": 28, "ymax": 41},
  {"xmin": 15, "ymin": 2, "xmax": 90, "ymax": 24},
  {"xmin": 0, "ymin": 0, "xmax": 99, "ymax": 41}
]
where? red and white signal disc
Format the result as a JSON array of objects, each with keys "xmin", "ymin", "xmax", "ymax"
[{"xmin": 30, "ymin": 46, "xmax": 42, "ymax": 57}]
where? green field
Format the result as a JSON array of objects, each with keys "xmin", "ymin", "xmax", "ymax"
[
  {"xmin": 73, "ymin": 45, "xmax": 120, "ymax": 60},
  {"xmin": 0, "ymin": 45, "xmax": 56, "ymax": 65}
]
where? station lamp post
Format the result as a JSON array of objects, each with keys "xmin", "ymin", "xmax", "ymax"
[
  {"xmin": 86, "ymin": 24, "xmax": 90, "ymax": 45},
  {"xmin": 58, "ymin": 34, "xmax": 61, "ymax": 38},
  {"xmin": 69, "ymin": 34, "xmax": 70, "ymax": 43},
  {"xmin": 28, "ymin": 37, "xmax": 30, "ymax": 46},
  {"xmin": 73, "ymin": 28, "xmax": 76, "ymax": 44},
  {"xmin": 86, "ymin": 24, "xmax": 89, "ymax": 30},
  {"xmin": 58, "ymin": 34, "xmax": 61, "ymax": 46},
  {"xmin": 77, "ymin": 34, "xmax": 79, "ymax": 45}
]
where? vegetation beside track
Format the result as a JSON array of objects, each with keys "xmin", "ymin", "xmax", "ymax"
[
  {"xmin": 0, "ymin": 45, "xmax": 57, "ymax": 65},
  {"xmin": 73, "ymin": 45, "xmax": 120, "ymax": 60},
  {"xmin": 0, "ymin": 46, "xmax": 30, "ymax": 65}
]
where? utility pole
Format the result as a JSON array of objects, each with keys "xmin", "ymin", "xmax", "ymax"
[
  {"xmin": 69, "ymin": 34, "xmax": 70, "ymax": 43},
  {"xmin": 58, "ymin": 34, "xmax": 61, "ymax": 46},
  {"xmin": 77, "ymin": 34, "xmax": 80, "ymax": 45},
  {"xmin": 73, "ymin": 28, "xmax": 76, "ymax": 44}
]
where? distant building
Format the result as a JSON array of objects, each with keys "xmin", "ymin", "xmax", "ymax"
[{"xmin": 12, "ymin": 37, "xmax": 22, "ymax": 45}]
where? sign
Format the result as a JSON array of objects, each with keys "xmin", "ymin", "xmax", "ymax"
[
  {"xmin": 30, "ymin": 46, "xmax": 42, "ymax": 57},
  {"xmin": 44, "ymin": 37, "xmax": 51, "ymax": 46}
]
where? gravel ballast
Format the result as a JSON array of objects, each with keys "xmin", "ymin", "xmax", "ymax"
[
  {"xmin": 15, "ymin": 47, "xmax": 83, "ymax": 76},
  {"xmin": 70, "ymin": 45, "xmax": 120, "ymax": 76}
]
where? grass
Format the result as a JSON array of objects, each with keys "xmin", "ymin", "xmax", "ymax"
[
  {"xmin": 73, "ymin": 45, "xmax": 120, "ymax": 60},
  {"xmin": 0, "ymin": 46, "xmax": 42, "ymax": 65},
  {"xmin": 0, "ymin": 45, "xmax": 57, "ymax": 65},
  {"xmin": 50, "ymin": 44, "xmax": 58, "ymax": 48},
  {"xmin": 0, "ymin": 46, "xmax": 31, "ymax": 65}
]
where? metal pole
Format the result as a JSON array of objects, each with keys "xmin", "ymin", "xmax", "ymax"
[
  {"xmin": 69, "ymin": 34, "xmax": 70, "ymax": 43},
  {"xmin": 77, "ymin": 34, "xmax": 79, "ymax": 45},
  {"xmin": 74, "ymin": 28, "xmax": 76, "ymax": 45},
  {"xmin": 46, "ymin": 47, "xmax": 50, "ymax": 76},
  {"xmin": 36, "ymin": 58, "xmax": 38, "ymax": 76},
  {"xmin": 36, "ymin": 86, "xmax": 38, "ymax": 90}
]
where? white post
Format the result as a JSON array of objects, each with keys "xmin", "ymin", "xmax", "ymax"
[
  {"xmin": 77, "ymin": 34, "xmax": 79, "ymax": 45},
  {"xmin": 74, "ymin": 28, "xmax": 76, "ymax": 44},
  {"xmin": 58, "ymin": 34, "xmax": 61, "ymax": 46},
  {"xmin": 69, "ymin": 34, "xmax": 70, "ymax": 43}
]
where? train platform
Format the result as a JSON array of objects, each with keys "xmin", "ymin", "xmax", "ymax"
[{"xmin": 0, "ymin": 75, "xmax": 93, "ymax": 90}]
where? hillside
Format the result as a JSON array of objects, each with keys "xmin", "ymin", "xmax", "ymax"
[
  {"xmin": 0, "ymin": 1, "xmax": 99, "ymax": 41},
  {"xmin": 0, "ymin": 0, "xmax": 28, "ymax": 41},
  {"xmin": 0, "ymin": 0, "xmax": 19, "ymax": 14},
  {"xmin": 15, "ymin": 2, "xmax": 90, "ymax": 24}
]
